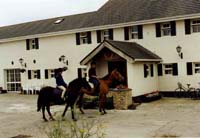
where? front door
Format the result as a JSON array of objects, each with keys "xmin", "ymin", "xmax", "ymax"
[
  {"xmin": 5, "ymin": 69, "xmax": 21, "ymax": 92},
  {"xmin": 108, "ymin": 61, "xmax": 127, "ymax": 87}
]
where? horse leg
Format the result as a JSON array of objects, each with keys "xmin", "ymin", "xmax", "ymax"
[
  {"xmin": 62, "ymin": 103, "xmax": 70, "ymax": 118},
  {"xmin": 71, "ymin": 104, "xmax": 77, "ymax": 121},
  {"xmin": 46, "ymin": 105, "xmax": 55, "ymax": 121},
  {"xmin": 42, "ymin": 106, "xmax": 48, "ymax": 122},
  {"xmin": 77, "ymin": 93, "xmax": 85, "ymax": 114},
  {"xmin": 102, "ymin": 94, "xmax": 107, "ymax": 114},
  {"xmin": 99, "ymin": 94, "xmax": 104, "ymax": 115}
]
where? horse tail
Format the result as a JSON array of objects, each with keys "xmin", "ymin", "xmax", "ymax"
[{"xmin": 37, "ymin": 88, "xmax": 43, "ymax": 112}]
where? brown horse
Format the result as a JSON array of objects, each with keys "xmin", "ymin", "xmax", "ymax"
[{"xmin": 82, "ymin": 69, "xmax": 124, "ymax": 114}]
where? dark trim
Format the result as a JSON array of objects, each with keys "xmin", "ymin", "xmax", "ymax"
[
  {"xmin": 155, "ymin": 23, "xmax": 161, "ymax": 37},
  {"xmin": 187, "ymin": 62, "xmax": 193, "ymax": 75},
  {"xmin": 144, "ymin": 64, "xmax": 148, "ymax": 78},
  {"xmin": 35, "ymin": 38, "xmax": 39, "ymax": 49},
  {"xmin": 138, "ymin": 25, "xmax": 143, "ymax": 39},
  {"xmin": 37, "ymin": 70, "xmax": 41, "ymax": 79},
  {"xmin": 45, "ymin": 69, "xmax": 49, "ymax": 79},
  {"xmin": 150, "ymin": 64, "xmax": 154, "ymax": 77},
  {"xmin": 76, "ymin": 33, "xmax": 80, "ymax": 45},
  {"xmin": 26, "ymin": 39, "xmax": 30, "ymax": 50},
  {"xmin": 87, "ymin": 31, "xmax": 92, "ymax": 44},
  {"xmin": 78, "ymin": 68, "xmax": 82, "ymax": 78},
  {"xmin": 96, "ymin": 30, "xmax": 102, "ymax": 43},
  {"xmin": 109, "ymin": 29, "xmax": 113, "ymax": 40},
  {"xmin": 185, "ymin": 19, "xmax": 191, "ymax": 35},
  {"xmin": 172, "ymin": 63, "xmax": 178, "ymax": 76},
  {"xmin": 124, "ymin": 27, "xmax": 129, "ymax": 40},
  {"xmin": 28, "ymin": 70, "xmax": 32, "ymax": 80},
  {"xmin": 157, "ymin": 64, "xmax": 163, "ymax": 76},
  {"xmin": 170, "ymin": 21, "xmax": 176, "ymax": 36}
]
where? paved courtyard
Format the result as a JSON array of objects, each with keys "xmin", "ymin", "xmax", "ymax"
[{"xmin": 1, "ymin": 93, "xmax": 200, "ymax": 138}]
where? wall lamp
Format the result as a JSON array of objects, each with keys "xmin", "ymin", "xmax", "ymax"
[
  {"xmin": 19, "ymin": 58, "xmax": 27, "ymax": 73},
  {"xmin": 176, "ymin": 45, "xmax": 183, "ymax": 59},
  {"xmin": 59, "ymin": 55, "xmax": 68, "ymax": 65}
]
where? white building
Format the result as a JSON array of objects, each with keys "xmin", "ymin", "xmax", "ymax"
[{"xmin": 0, "ymin": 0, "xmax": 200, "ymax": 97}]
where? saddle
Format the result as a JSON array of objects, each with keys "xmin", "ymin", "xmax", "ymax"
[{"xmin": 53, "ymin": 88, "xmax": 66, "ymax": 105}]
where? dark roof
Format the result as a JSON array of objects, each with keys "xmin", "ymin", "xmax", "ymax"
[
  {"xmin": 106, "ymin": 40, "xmax": 161, "ymax": 60},
  {"xmin": 80, "ymin": 40, "xmax": 161, "ymax": 65},
  {"xmin": 1, "ymin": 0, "xmax": 200, "ymax": 40}
]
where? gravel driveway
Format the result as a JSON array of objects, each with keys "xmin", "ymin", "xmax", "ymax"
[{"xmin": 1, "ymin": 93, "xmax": 200, "ymax": 138}]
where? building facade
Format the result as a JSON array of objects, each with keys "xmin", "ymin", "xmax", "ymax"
[{"xmin": 0, "ymin": 0, "xmax": 200, "ymax": 96}]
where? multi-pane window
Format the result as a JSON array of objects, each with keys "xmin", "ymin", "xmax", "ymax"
[
  {"xmin": 191, "ymin": 19, "xmax": 200, "ymax": 33},
  {"xmin": 28, "ymin": 70, "xmax": 40, "ymax": 80},
  {"xmin": 6, "ymin": 69, "xmax": 21, "ymax": 92},
  {"xmin": 194, "ymin": 63, "xmax": 200, "ymax": 74},
  {"xmin": 161, "ymin": 22, "xmax": 171, "ymax": 36},
  {"xmin": 164, "ymin": 64, "xmax": 173, "ymax": 75},
  {"xmin": 144, "ymin": 64, "xmax": 154, "ymax": 78},
  {"xmin": 102, "ymin": 30, "xmax": 110, "ymax": 40},
  {"xmin": 45, "ymin": 69, "xmax": 55, "ymax": 79},
  {"xmin": 26, "ymin": 38, "xmax": 39, "ymax": 50},
  {"xmin": 130, "ymin": 26, "xmax": 138, "ymax": 39},
  {"xmin": 80, "ymin": 32, "xmax": 88, "ymax": 44}
]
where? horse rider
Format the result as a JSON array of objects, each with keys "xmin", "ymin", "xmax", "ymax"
[
  {"xmin": 55, "ymin": 68, "xmax": 68, "ymax": 100},
  {"xmin": 88, "ymin": 61, "xmax": 99, "ymax": 92}
]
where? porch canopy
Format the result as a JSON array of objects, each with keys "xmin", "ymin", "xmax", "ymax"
[{"xmin": 80, "ymin": 40, "xmax": 162, "ymax": 65}]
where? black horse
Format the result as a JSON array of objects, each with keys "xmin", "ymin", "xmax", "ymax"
[{"xmin": 37, "ymin": 78, "xmax": 91, "ymax": 121}]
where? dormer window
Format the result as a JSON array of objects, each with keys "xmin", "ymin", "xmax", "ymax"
[{"xmin": 54, "ymin": 18, "xmax": 64, "ymax": 24}]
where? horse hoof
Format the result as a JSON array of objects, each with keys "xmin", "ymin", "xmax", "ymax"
[
  {"xmin": 50, "ymin": 118, "xmax": 56, "ymax": 121},
  {"xmin": 44, "ymin": 119, "xmax": 48, "ymax": 122},
  {"xmin": 104, "ymin": 112, "xmax": 107, "ymax": 114}
]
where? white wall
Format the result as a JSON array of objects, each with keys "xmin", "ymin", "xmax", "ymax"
[
  {"xmin": 127, "ymin": 62, "xmax": 159, "ymax": 97},
  {"xmin": 0, "ymin": 19, "xmax": 200, "ymax": 95}
]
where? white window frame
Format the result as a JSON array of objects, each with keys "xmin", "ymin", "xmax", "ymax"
[
  {"xmin": 161, "ymin": 22, "xmax": 171, "ymax": 36},
  {"xmin": 80, "ymin": 32, "xmax": 88, "ymax": 44},
  {"xmin": 194, "ymin": 63, "xmax": 200, "ymax": 74},
  {"xmin": 130, "ymin": 26, "xmax": 138, "ymax": 39},
  {"xmin": 164, "ymin": 64, "xmax": 173, "ymax": 75},
  {"xmin": 191, "ymin": 19, "xmax": 200, "ymax": 33},
  {"xmin": 29, "ymin": 39, "xmax": 37, "ymax": 50},
  {"xmin": 6, "ymin": 69, "xmax": 21, "ymax": 92},
  {"xmin": 102, "ymin": 30, "xmax": 110, "ymax": 40}
]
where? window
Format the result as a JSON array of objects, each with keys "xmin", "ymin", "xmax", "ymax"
[
  {"xmin": 76, "ymin": 32, "xmax": 91, "ymax": 45},
  {"xmin": 26, "ymin": 38, "xmax": 39, "ymax": 50},
  {"xmin": 102, "ymin": 30, "xmax": 110, "ymax": 40},
  {"xmin": 45, "ymin": 69, "xmax": 55, "ymax": 79},
  {"xmin": 6, "ymin": 69, "xmax": 21, "ymax": 92},
  {"xmin": 164, "ymin": 64, "xmax": 173, "ymax": 75},
  {"xmin": 144, "ymin": 64, "xmax": 154, "ymax": 78},
  {"xmin": 124, "ymin": 25, "xmax": 143, "ymax": 40},
  {"xmin": 96, "ymin": 29, "xmax": 113, "ymax": 43},
  {"xmin": 191, "ymin": 19, "xmax": 200, "ymax": 33},
  {"xmin": 194, "ymin": 63, "xmax": 200, "ymax": 74},
  {"xmin": 130, "ymin": 26, "xmax": 138, "ymax": 39},
  {"xmin": 80, "ymin": 32, "xmax": 88, "ymax": 44},
  {"xmin": 28, "ymin": 70, "xmax": 40, "ymax": 80},
  {"xmin": 161, "ymin": 22, "xmax": 171, "ymax": 36},
  {"xmin": 163, "ymin": 63, "xmax": 178, "ymax": 76}
]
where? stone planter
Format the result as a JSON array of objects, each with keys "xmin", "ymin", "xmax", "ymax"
[{"xmin": 109, "ymin": 88, "xmax": 132, "ymax": 110}]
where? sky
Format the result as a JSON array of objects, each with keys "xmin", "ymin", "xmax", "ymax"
[{"xmin": 0, "ymin": 0, "xmax": 108, "ymax": 27}]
